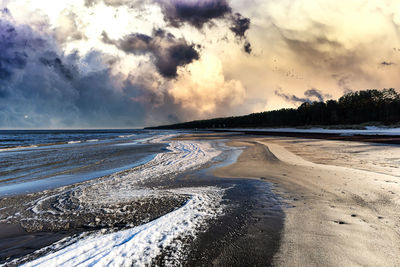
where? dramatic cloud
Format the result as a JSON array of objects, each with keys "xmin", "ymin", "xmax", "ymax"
[
  {"xmin": 274, "ymin": 90, "xmax": 310, "ymax": 105},
  {"xmin": 39, "ymin": 55, "xmax": 76, "ymax": 80},
  {"xmin": 2, "ymin": 0, "xmax": 400, "ymax": 128},
  {"xmin": 275, "ymin": 88, "xmax": 331, "ymax": 106},
  {"xmin": 304, "ymin": 88, "xmax": 329, "ymax": 102},
  {"xmin": 156, "ymin": 0, "xmax": 252, "ymax": 53},
  {"xmin": 230, "ymin": 13, "xmax": 250, "ymax": 38},
  {"xmin": 103, "ymin": 29, "xmax": 199, "ymax": 78},
  {"xmin": 0, "ymin": 15, "xmax": 147, "ymax": 128},
  {"xmin": 230, "ymin": 13, "xmax": 251, "ymax": 53},
  {"xmin": 54, "ymin": 10, "xmax": 84, "ymax": 43},
  {"xmin": 0, "ymin": 17, "xmax": 33, "ymax": 81},
  {"xmin": 169, "ymin": 53, "xmax": 246, "ymax": 118},
  {"xmin": 243, "ymin": 41, "xmax": 252, "ymax": 54},
  {"xmin": 159, "ymin": 0, "xmax": 231, "ymax": 28}
]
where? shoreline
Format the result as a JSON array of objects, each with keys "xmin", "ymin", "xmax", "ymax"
[
  {"xmin": 212, "ymin": 129, "xmax": 400, "ymax": 145},
  {"xmin": 210, "ymin": 133, "xmax": 400, "ymax": 266}
]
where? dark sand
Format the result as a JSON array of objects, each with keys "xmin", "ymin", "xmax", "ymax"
[
  {"xmin": 152, "ymin": 165, "xmax": 285, "ymax": 266},
  {"xmin": 0, "ymin": 223, "xmax": 74, "ymax": 264}
]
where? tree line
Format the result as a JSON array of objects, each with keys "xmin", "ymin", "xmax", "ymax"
[{"xmin": 148, "ymin": 88, "xmax": 400, "ymax": 129}]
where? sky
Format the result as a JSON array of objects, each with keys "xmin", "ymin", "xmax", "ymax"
[{"xmin": 0, "ymin": 0, "xmax": 399, "ymax": 128}]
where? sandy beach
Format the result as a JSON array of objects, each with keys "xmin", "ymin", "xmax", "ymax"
[{"xmin": 211, "ymin": 135, "xmax": 400, "ymax": 266}]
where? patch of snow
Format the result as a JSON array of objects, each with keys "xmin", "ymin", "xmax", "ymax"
[{"xmin": 22, "ymin": 186, "xmax": 226, "ymax": 267}]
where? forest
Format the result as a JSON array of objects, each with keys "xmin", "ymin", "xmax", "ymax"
[{"xmin": 148, "ymin": 88, "xmax": 400, "ymax": 129}]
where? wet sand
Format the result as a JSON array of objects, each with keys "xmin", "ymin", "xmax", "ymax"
[
  {"xmin": 170, "ymin": 169, "xmax": 284, "ymax": 266},
  {"xmin": 0, "ymin": 223, "xmax": 75, "ymax": 264},
  {"xmin": 212, "ymin": 135, "xmax": 400, "ymax": 266}
]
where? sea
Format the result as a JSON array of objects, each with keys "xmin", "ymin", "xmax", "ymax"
[{"xmin": 0, "ymin": 129, "xmax": 173, "ymax": 196}]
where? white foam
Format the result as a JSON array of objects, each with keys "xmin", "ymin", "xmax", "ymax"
[
  {"xmin": 114, "ymin": 141, "xmax": 138, "ymax": 146},
  {"xmin": 0, "ymin": 145, "xmax": 38, "ymax": 152},
  {"xmin": 125, "ymin": 140, "xmax": 221, "ymax": 183},
  {"xmin": 67, "ymin": 141, "xmax": 81, "ymax": 144},
  {"xmin": 22, "ymin": 186, "xmax": 225, "ymax": 267},
  {"xmin": 118, "ymin": 134, "xmax": 136, "ymax": 138}
]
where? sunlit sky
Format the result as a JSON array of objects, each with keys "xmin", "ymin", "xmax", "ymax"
[{"xmin": 1, "ymin": 0, "xmax": 399, "ymax": 128}]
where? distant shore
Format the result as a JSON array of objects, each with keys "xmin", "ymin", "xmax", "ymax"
[{"xmin": 208, "ymin": 128, "xmax": 400, "ymax": 145}]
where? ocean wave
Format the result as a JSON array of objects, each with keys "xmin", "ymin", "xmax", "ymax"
[
  {"xmin": 0, "ymin": 145, "xmax": 38, "ymax": 152},
  {"xmin": 67, "ymin": 141, "xmax": 81, "ymax": 144},
  {"xmin": 118, "ymin": 134, "xmax": 136, "ymax": 138}
]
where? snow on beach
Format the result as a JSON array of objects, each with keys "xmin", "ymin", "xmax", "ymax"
[
  {"xmin": 5, "ymin": 133, "xmax": 227, "ymax": 266},
  {"xmin": 21, "ymin": 187, "xmax": 225, "ymax": 267},
  {"xmin": 64, "ymin": 134, "xmax": 223, "ymax": 206},
  {"xmin": 5, "ymin": 134, "xmax": 222, "ymax": 217}
]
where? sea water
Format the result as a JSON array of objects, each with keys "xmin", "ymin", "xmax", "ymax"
[{"xmin": 0, "ymin": 129, "xmax": 173, "ymax": 196}]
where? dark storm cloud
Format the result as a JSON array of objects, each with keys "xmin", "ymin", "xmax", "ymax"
[
  {"xmin": 103, "ymin": 29, "xmax": 199, "ymax": 78},
  {"xmin": 95, "ymin": 0, "xmax": 252, "ymax": 39},
  {"xmin": 0, "ymin": 22, "xmax": 29, "ymax": 80},
  {"xmin": 244, "ymin": 41, "xmax": 252, "ymax": 54},
  {"xmin": 92, "ymin": 0, "xmax": 252, "ymax": 54},
  {"xmin": 157, "ymin": 0, "xmax": 252, "ymax": 53},
  {"xmin": 275, "ymin": 88, "xmax": 330, "ymax": 105},
  {"xmin": 158, "ymin": 0, "xmax": 231, "ymax": 28},
  {"xmin": 39, "ymin": 55, "xmax": 76, "ymax": 80},
  {"xmin": 0, "ymin": 15, "xmax": 149, "ymax": 128},
  {"xmin": 230, "ymin": 13, "xmax": 250, "ymax": 38},
  {"xmin": 230, "ymin": 13, "xmax": 252, "ymax": 54}
]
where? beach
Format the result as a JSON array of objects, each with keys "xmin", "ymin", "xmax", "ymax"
[
  {"xmin": 212, "ymin": 134, "xmax": 400, "ymax": 266},
  {"xmin": 1, "ymin": 131, "xmax": 400, "ymax": 266}
]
